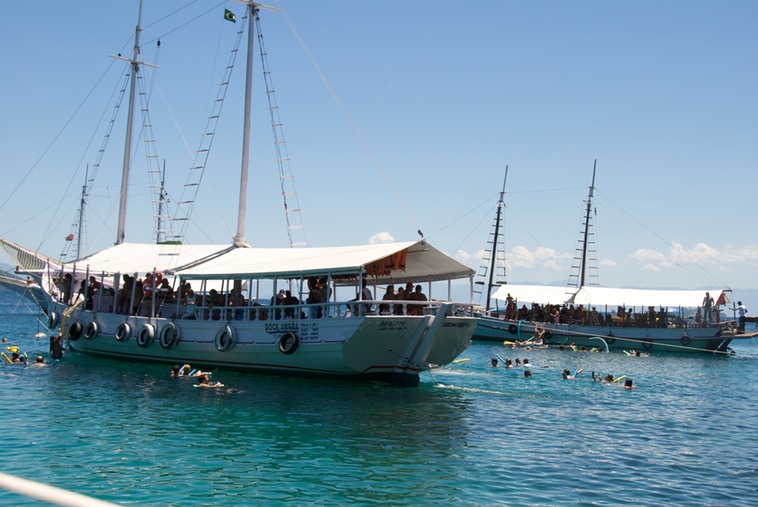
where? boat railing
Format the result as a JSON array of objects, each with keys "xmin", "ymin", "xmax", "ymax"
[
  {"xmin": 69, "ymin": 292, "xmax": 474, "ymax": 322},
  {"xmin": 172, "ymin": 299, "xmax": 471, "ymax": 321},
  {"xmin": 498, "ymin": 312, "xmax": 737, "ymax": 331}
]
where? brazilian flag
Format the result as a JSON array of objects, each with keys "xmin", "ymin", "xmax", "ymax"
[{"xmin": 224, "ymin": 9, "xmax": 236, "ymax": 23}]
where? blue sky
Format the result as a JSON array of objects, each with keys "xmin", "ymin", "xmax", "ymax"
[{"xmin": 1, "ymin": 1, "xmax": 756, "ymax": 307}]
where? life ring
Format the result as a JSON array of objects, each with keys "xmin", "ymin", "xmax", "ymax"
[
  {"xmin": 159, "ymin": 322, "xmax": 181, "ymax": 349},
  {"xmin": 136, "ymin": 323, "xmax": 156, "ymax": 348},
  {"xmin": 68, "ymin": 321, "xmax": 83, "ymax": 341},
  {"xmin": 83, "ymin": 321, "xmax": 99, "ymax": 340},
  {"xmin": 507, "ymin": 324, "xmax": 518, "ymax": 334},
  {"xmin": 680, "ymin": 335, "xmax": 691, "ymax": 346},
  {"xmin": 214, "ymin": 325, "xmax": 236, "ymax": 352},
  {"xmin": 278, "ymin": 332, "xmax": 299, "ymax": 355},
  {"xmin": 47, "ymin": 311, "xmax": 58, "ymax": 329},
  {"xmin": 642, "ymin": 339, "xmax": 653, "ymax": 350},
  {"xmin": 115, "ymin": 322, "xmax": 131, "ymax": 342}
]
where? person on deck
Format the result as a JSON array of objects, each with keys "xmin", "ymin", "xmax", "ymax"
[
  {"xmin": 408, "ymin": 285, "xmax": 428, "ymax": 315},
  {"xmin": 702, "ymin": 292, "xmax": 714, "ymax": 325},
  {"xmin": 180, "ymin": 281, "xmax": 195, "ymax": 306},
  {"xmin": 357, "ymin": 280, "xmax": 373, "ymax": 315},
  {"xmin": 116, "ymin": 274, "xmax": 134, "ymax": 314},
  {"xmin": 736, "ymin": 301, "xmax": 748, "ymax": 332},
  {"xmin": 61, "ymin": 273, "xmax": 73, "ymax": 305},
  {"xmin": 380, "ymin": 285, "xmax": 396, "ymax": 315}
]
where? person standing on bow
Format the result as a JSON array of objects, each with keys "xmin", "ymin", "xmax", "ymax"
[
  {"xmin": 702, "ymin": 292, "xmax": 714, "ymax": 326},
  {"xmin": 735, "ymin": 301, "xmax": 748, "ymax": 332}
]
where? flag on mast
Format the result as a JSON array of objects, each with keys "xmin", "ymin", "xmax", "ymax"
[{"xmin": 224, "ymin": 9, "xmax": 236, "ymax": 23}]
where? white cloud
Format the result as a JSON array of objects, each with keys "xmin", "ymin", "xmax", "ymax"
[
  {"xmin": 507, "ymin": 245, "xmax": 569, "ymax": 272},
  {"xmin": 631, "ymin": 248, "xmax": 671, "ymax": 270},
  {"xmin": 368, "ymin": 231, "xmax": 394, "ymax": 244},
  {"xmin": 631, "ymin": 242, "xmax": 758, "ymax": 271},
  {"xmin": 454, "ymin": 249, "xmax": 472, "ymax": 262}
]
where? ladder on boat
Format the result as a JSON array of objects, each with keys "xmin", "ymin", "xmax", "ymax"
[
  {"xmin": 255, "ymin": 14, "xmax": 307, "ymax": 248},
  {"xmin": 567, "ymin": 160, "xmax": 600, "ymax": 288},
  {"xmin": 473, "ymin": 168, "xmax": 508, "ymax": 310},
  {"xmin": 167, "ymin": 10, "xmax": 307, "ymax": 248},
  {"xmin": 168, "ymin": 20, "xmax": 248, "ymax": 244}
]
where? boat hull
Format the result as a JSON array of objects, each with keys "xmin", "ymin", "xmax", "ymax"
[
  {"xmin": 0, "ymin": 274, "xmax": 48, "ymax": 311},
  {"xmin": 53, "ymin": 301, "xmax": 476, "ymax": 386},
  {"xmin": 473, "ymin": 316, "xmax": 743, "ymax": 354}
]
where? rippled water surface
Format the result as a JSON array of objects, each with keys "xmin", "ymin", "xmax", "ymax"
[{"xmin": 0, "ymin": 293, "xmax": 757, "ymax": 506}]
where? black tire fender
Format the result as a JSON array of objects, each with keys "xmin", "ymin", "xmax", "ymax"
[
  {"xmin": 136, "ymin": 324, "xmax": 156, "ymax": 348},
  {"xmin": 68, "ymin": 321, "xmax": 83, "ymax": 341},
  {"xmin": 159, "ymin": 322, "xmax": 181, "ymax": 349},
  {"xmin": 278, "ymin": 332, "xmax": 299, "ymax": 355}
]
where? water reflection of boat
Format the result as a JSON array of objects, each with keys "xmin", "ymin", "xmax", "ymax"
[
  {"xmin": 1, "ymin": 2, "xmax": 477, "ymax": 385},
  {"xmin": 472, "ymin": 162, "xmax": 755, "ymax": 354}
]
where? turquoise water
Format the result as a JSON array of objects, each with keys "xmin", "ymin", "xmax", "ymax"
[{"xmin": 1, "ymin": 292, "xmax": 757, "ymax": 506}]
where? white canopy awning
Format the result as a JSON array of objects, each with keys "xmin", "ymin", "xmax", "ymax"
[
  {"xmin": 64, "ymin": 243, "xmax": 232, "ymax": 275},
  {"xmin": 58, "ymin": 241, "xmax": 473, "ymax": 284},
  {"xmin": 571, "ymin": 286, "xmax": 728, "ymax": 309},
  {"xmin": 492, "ymin": 284, "xmax": 729, "ymax": 309},
  {"xmin": 491, "ymin": 284, "xmax": 576, "ymax": 305},
  {"xmin": 174, "ymin": 241, "xmax": 474, "ymax": 283}
]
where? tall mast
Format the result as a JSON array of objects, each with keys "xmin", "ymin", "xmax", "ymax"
[
  {"xmin": 579, "ymin": 160, "xmax": 597, "ymax": 288},
  {"xmin": 76, "ymin": 166, "xmax": 88, "ymax": 260},
  {"xmin": 156, "ymin": 161, "xmax": 168, "ymax": 244},
  {"xmin": 115, "ymin": 0, "xmax": 143, "ymax": 245},
  {"xmin": 485, "ymin": 166, "xmax": 508, "ymax": 312},
  {"xmin": 233, "ymin": 1, "xmax": 257, "ymax": 248}
]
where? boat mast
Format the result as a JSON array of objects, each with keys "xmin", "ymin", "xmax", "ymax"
[
  {"xmin": 233, "ymin": 1, "xmax": 258, "ymax": 248},
  {"xmin": 155, "ymin": 161, "xmax": 168, "ymax": 244},
  {"xmin": 76, "ymin": 166, "xmax": 88, "ymax": 260},
  {"xmin": 485, "ymin": 166, "xmax": 508, "ymax": 312},
  {"xmin": 579, "ymin": 160, "xmax": 597, "ymax": 288},
  {"xmin": 115, "ymin": 0, "xmax": 143, "ymax": 245}
]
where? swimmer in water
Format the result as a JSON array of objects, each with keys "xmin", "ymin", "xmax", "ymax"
[
  {"xmin": 196, "ymin": 373, "xmax": 223, "ymax": 388},
  {"xmin": 562, "ymin": 368, "xmax": 583, "ymax": 379}
]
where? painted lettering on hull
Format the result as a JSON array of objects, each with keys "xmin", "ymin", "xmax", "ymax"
[
  {"xmin": 377, "ymin": 321, "xmax": 408, "ymax": 331},
  {"xmin": 442, "ymin": 322, "xmax": 472, "ymax": 328}
]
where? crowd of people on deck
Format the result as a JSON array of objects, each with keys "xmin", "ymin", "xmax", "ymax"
[
  {"xmin": 379, "ymin": 281, "xmax": 428, "ymax": 316},
  {"xmin": 53, "ymin": 270, "xmax": 430, "ymax": 321},
  {"xmin": 501, "ymin": 291, "xmax": 744, "ymax": 331},
  {"xmin": 502, "ymin": 299, "xmax": 677, "ymax": 329}
]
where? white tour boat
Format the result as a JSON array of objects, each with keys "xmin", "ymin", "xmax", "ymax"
[
  {"xmin": 2, "ymin": 2, "xmax": 477, "ymax": 385},
  {"xmin": 472, "ymin": 162, "xmax": 755, "ymax": 354}
]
